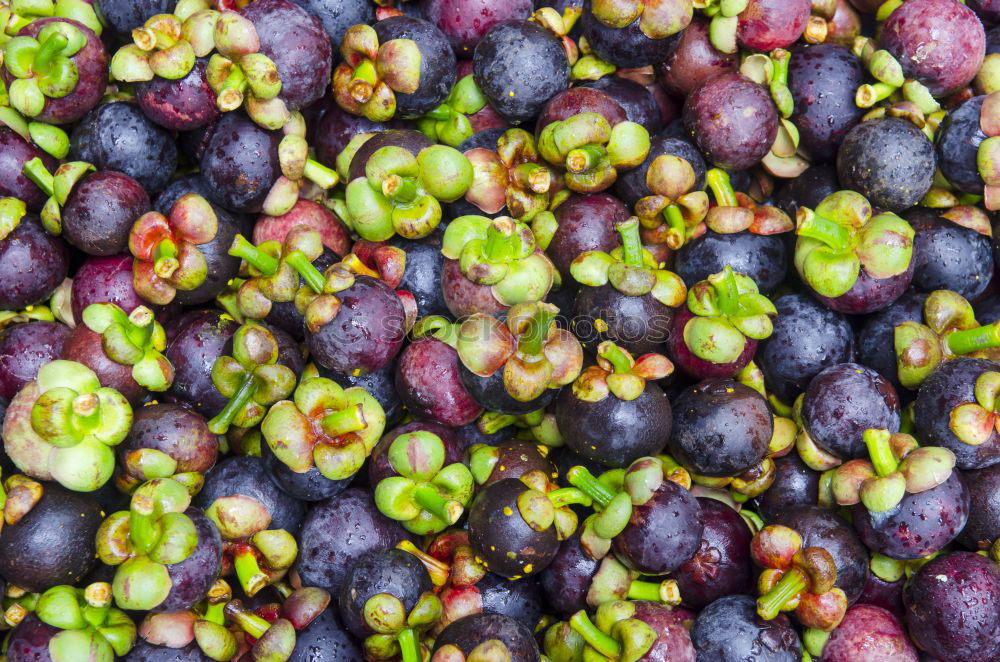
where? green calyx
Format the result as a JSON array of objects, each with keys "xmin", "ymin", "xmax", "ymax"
[
  {"xmin": 464, "ymin": 128, "xmax": 557, "ymax": 222},
  {"xmin": 538, "ymin": 112, "xmax": 650, "ymax": 193},
  {"xmin": 3, "ymin": 21, "xmax": 86, "ymax": 117},
  {"xmin": 586, "ymin": 555, "xmax": 681, "ymax": 608},
  {"xmin": 207, "ymin": 322, "xmax": 296, "ymax": 434},
  {"xmin": 0, "ymin": 106, "xmax": 69, "ymax": 158},
  {"xmin": 442, "ymin": 214, "xmax": 555, "ymax": 306},
  {"xmin": 82, "ymin": 303, "xmax": 174, "ymax": 392},
  {"xmin": 333, "ymin": 23, "xmax": 421, "ymax": 122},
  {"xmin": 591, "ymin": 0, "xmax": 692, "ymax": 39},
  {"xmin": 262, "ymin": 131, "xmax": 340, "ymax": 217},
  {"xmin": 0, "ymin": 197, "xmax": 26, "ymax": 241},
  {"xmin": 794, "ymin": 190, "xmax": 914, "ymax": 299},
  {"xmin": 949, "ymin": 370, "xmax": 1000, "ymax": 446},
  {"xmin": 228, "ymin": 227, "xmax": 325, "ymax": 320},
  {"xmin": 739, "ymin": 50, "xmax": 793, "ymax": 119},
  {"xmin": 36, "ymin": 584, "xmax": 136, "ymax": 662},
  {"xmin": 570, "ymin": 342, "xmax": 674, "ymax": 403},
  {"xmin": 569, "ymin": 602, "xmax": 658, "ymax": 662},
  {"xmin": 564, "ymin": 465, "xmax": 633, "ymax": 559},
  {"xmin": 345, "ymin": 144, "xmax": 472, "ymax": 241},
  {"xmin": 501, "ymin": 302, "xmax": 583, "ymax": 403},
  {"xmin": 110, "ymin": 9, "xmax": 215, "ymax": 84},
  {"xmin": 683, "ymin": 266, "xmax": 776, "ymax": 365},
  {"xmin": 634, "ymin": 154, "xmax": 710, "ymax": 250},
  {"xmin": 1, "ymin": 0, "xmax": 103, "ymax": 41},
  {"xmin": 21, "ymin": 156, "xmax": 93, "ymax": 235},
  {"xmin": 231, "ymin": 530, "xmax": 298, "ymax": 597},
  {"xmin": 361, "ymin": 592, "xmax": 440, "ymax": 662},
  {"xmin": 374, "ymin": 430, "xmax": 474, "ymax": 535},
  {"xmin": 570, "ymin": 217, "xmax": 687, "ymax": 306},
  {"xmin": 852, "ymin": 36, "xmax": 905, "ymax": 108},
  {"xmin": 261, "ymin": 376, "xmax": 385, "ymax": 481},
  {"xmin": 224, "ymin": 600, "xmax": 297, "ymax": 661},
  {"xmin": 416, "ymin": 74, "xmax": 487, "ymax": 147}
]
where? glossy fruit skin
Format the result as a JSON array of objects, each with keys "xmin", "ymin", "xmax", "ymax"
[
  {"xmin": 879, "ymin": 0, "xmax": 986, "ymax": 97},
  {"xmin": 810, "ymin": 258, "xmax": 915, "ymax": 316},
  {"xmin": 254, "ymin": 199, "xmax": 352, "ymax": 257},
  {"xmin": 836, "ymin": 118, "xmax": 936, "ymax": 212},
  {"xmin": 199, "ymin": 113, "xmax": 282, "ymax": 214},
  {"xmin": 668, "ymin": 309, "xmax": 758, "ymax": 380},
  {"xmin": 820, "ymin": 604, "xmax": 918, "ymax": 662},
  {"xmin": 669, "ymin": 380, "xmax": 772, "ymax": 477},
  {"xmin": 306, "ymin": 276, "xmax": 406, "ymax": 376},
  {"xmin": 675, "ymin": 231, "xmax": 788, "ymax": 295},
  {"xmin": 581, "ymin": 77, "xmax": 663, "ymax": 134},
  {"xmin": 673, "ymin": 498, "xmax": 753, "ymax": 610},
  {"xmin": 903, "ymin": 552, "xmax": 1000, "ymax": 661},
  {"xmin": 0, "ymin": 321, "xmax": 69, "ymax": 403},
  {"xmin": 738, "ymin": 0, "xmax": 811, "ymax": 51},
  {"xmin": 62, "ymin": 171, "xmax": 150, "ymax": 256},
  {"xmin": 856, "ymin": 570, "xmax": 904, "ymax": 619},
  {"xmin": 914, "ymin": 358, "xmax": 1000, "ymax": 470},
  {"xmin": 855, "ymin": 291, "xmax": 925, "ymax": 391},
  {"xmin": 394, "ymin": 339, "xmax": 483, "ymax": 427},
  {"xmin": 312, "ymin": 102, "xmax": 410, "ymax": 168},
  {"xmin": 295, "ymin": 488, "xmax": 410, "ymax": 592},
  {"xmin": 119, "ymin": 403, "xmax": 219, "ymax": 475},
  {"xmin": 580, "ymin": 0, "xmax": 682, "ymax": 68},
  {"xmin": 556, "ymin": 381, "xmax": 672, "ymax": 468},
  {"xmin": 6, "ymin": 612, "xmax": 60, "ymax": 662},
  {"xmin": 468, "ymin": 478, "xmax": 560, "ymax": 578},
  {"xmin": 441, "ymin": 257, "xmax": 509, "ymax": 318},
  {"xmin": 0, "ymin": 484, "xmax": 102, "ymax": 592},
  {"xmin": 788, "ymin": 44, "xmax": 866, "ymax": 162},
  {"xmin": 775, "ymin": 164, "xmax": 841, "ymax": 220},
  {"xmin": 62, "ymin": 324, "xmax": 145, "ymax": 404},
  {"xmin": 347, "ymin": 130, "xmax": 435, "ymax": 181},
  {"xmin": 473, "ymin": 20, "xmax": 570, "ymax": 124},
  {"xmin": 538, "ymin": 533, "xmax": 599, "ymax": 617},
  {"xmin": 433, "ymin": 613, "xmax": 540, "ymax": 662},
  {"xmin": 374, "ymin": 16, "xmax": 457, "ymax": 118},
  {"xmin": 613, "ymin": 479, "xmax": 704, "ymax": 575},
  {"xmin": 338, "ymin": 548, "xmax": 432, "ymax": 638},
  {"xmin": 630, "ymin": 601, "xmax": 697, "ymax": 662},
  {"xmin": 753, "ymin": 453, "xmax": 820, "ymax": 522},
  {"xmin": 683, "ymin": 73, "xmax": 779, "ymax": 171},
  {"xmin": 291, "ymin": 0, "xmax": 374, "ymax": 47},
  {"xmin": 135, "ymin": 58, "xmax": 221, "ymax": 132},
  {"xmin": 322, "ymin": 361, "xmax": 404, "ymax": 427},
  {"xmin": 0, "ymin": 128, "xmax": 59, "ymax": 212},
  {"xmin": 425, "ymin": 0, "xmax": 533, "ymax": 55},
  {"xmin": 464, "ymin": 572, "xmax": 543, "ymax": 629},
  {"xmin": 71, "ymin": 255, "xmax": 148, "ymax": 325},
  {"xmin": 194, "ymin": 455, "xmax": 306, "ymax": 534},
  {"xmin": 958, "ymin": 463, "xmax": 1000, "ymax": 549},
  {"xmin": 852, "ymin": 471, "xmax": 970, "ymax": 560},
  {"xmin": 905, "ymin": 207, "xmax": 993, "ymax": 300},
  {"xmin": 95, "ymin": 0, "xmax": 173, "ymax": 39},
  {"xmin": 157, "ymin": 507, "xmax": 223, "ymax": 612},
  {"xmin": 390, "ymin": 231, "xmax": 449, "ymax": 317},
  {"xmin": 0, "ymin": 216, "xmax": 69, "ymax": 311},
  {"xmin": 536, "ymin": 87, "xmax": 627, "ymax": 133},
  {"xmin": 459, "ymin": 363, "xmax": 558, "ymax": 415},
  {"xmin": 776, "ymin": 506, "xmax": 868, "ymax": 604},
  {"xmin": 614, "ymin": 134, "xmax": 707, "ymax": 207},
  {"xmin": 286, "ymin": 608, "xmax": 362, "ymax": 662},
  {"xmin": 548, "ymin": 193, "xmax": 627, "ymax": 277},
  {"xmin": 573, "ymin": 285, "xmax": 674, "ymax": 357},
  {"xmin": 657, "ymin": 16, "xmax": 738, "ymax": 98},
  {"xmin": 123, "ymin": 641, "xmax": 213, "ymax": 662},
  {"xmin": 758, "ymin": 293, "xmax": 855, "ymax": 404},
  {"xmin": 934, "ymin": 95, "xmax": 986, "ymax": 195},
  {"xmin": 691, "ymin": 594, "xmax": 801, "ymax": 662},
  {"xmin": 165, "ymin": 309, "xmax": 239, "ymax": 418},
  {"xmin": 801, "ymin": 362, "xmax": 901, "ymax": 459},
  {"xmin": 70, "ymin": 101, "xmax": 179, "ymax": 195}
]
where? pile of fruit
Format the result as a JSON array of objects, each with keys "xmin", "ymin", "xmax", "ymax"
[{"xmin": 1, "ymin": 0, "xmax": 1000, "ymax": 659}]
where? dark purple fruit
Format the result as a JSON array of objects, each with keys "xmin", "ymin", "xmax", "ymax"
[
  {"xmin": 738, "ymin": 0, "xmax": 810, "ymax": 51},
  {"xmin": 856, "ymin": 291, "xmax": 925, "ymax": 391},
  {"xmin": 95, "ymin": 0, "xmax": 173, "ymax": 40},
  {"xmin": 347, "ymin": 130, "xmax": 434, "ymax": 181},
  {"xmin": 656, "ymin": 16, "xmax": 738, "ymax": 98},
  {"xmin": 614, "ymin": 134, "xmax": 706, "ymax": 207},
  {"xmin": 468, "ymin": 478, "xmax": 560, "ymax": 577},
  {"xmin": 753, "ymin": 453, "xmax": 819, "ymax": 522},
  {"xmin": 157, "ymin": 507, "xmax": 223, "ymax": 612},
  {"xmin": 61, "ymin": 171, "xmax": 150, "ymax": 256},
  {"xmin": 538, "ymin": 533, "xmax": 599, "ymax": 617},
  {"xmin": 548, "ymin": 193, "xmax": 627, "ymax": 277},
  {"xmin": 62, "ymin": 324, "xmax": 145, "ymax": 404},
  {"xmin": 312, "ymin": 102, "xmax": 410, "ymax": 168},
  {"xmin": 774, "ymin": 163, "xmax": 841, "ymax": 220},
  {"xmin": 905, "ymin": 207, "xmax": 994, "ymax": 300},
  {"xmin": 935, "ymin": 94, "xmax": 987, "ymax": 195},
  {"xmin": 434, "ymin": 612, "xmax": 540, "ymax": 662},
  {"xmin": 581, "ymin": 76, "xmax": 662, "ymax": 134},
  {"xmin": 572, "ymin": 284, "xmax": 674, "ymax": 357},
  {"xmin": 613, "ymin": 479, "xmax": 704, "ymax": 575},
  {"xmin": 119, "ymin": 403, "xmax": 219, "ymax": 476},
  {"xmin": 673, "ymin": 498, "xmax": 753, "ymax": 610},
  {"xmin": 691, "ymin": 594, "xmax": 801, "ymax": 662},
  {"xmin": 165, "ymin": 309, "xmax": 239, "ymax": 417},
  {"xmin": 70, "ymin": 255, "xmax": 147, "ymax": 324},
  {"xmin": 580, "ymin": 0, "xmax": 683, "ymax": 68},
  {"xmin": 338, "ymin": 548, "xmax": 431, "ymax": 638},
  {"xmin": 373, "ymin": 16, "xmax": 457, "ymax": 118},
  {"xmin": 674, "ymin": 231, "xmax": 787, "ymax": 295},
  {"xmin": 425, "ymin": 0, "xmax": 534, "ymax": 55},
  {"xmin": 199, "ymin": 113, "xmax": 281, "ymax": 214},
  {"xmin": 0, "ymin": 216, "xmax": 69, "ymax": 311},
  {"xmin": 286, "ymin": 607, "xmax": 362, "ymax": 662},
  {"xmin": 389, "ymin": 231, "xmax": 449, "ymax": 318},
  {"xmin": 959, "ymin": 462, "xmax": 1000, "ymax": 549},
  {"xmin": 6, "ymin": 613, "xmax": 61, "ymax": 662},
  {"xmin": 776, "ymin": 505, "xmax": 868, "ymax": 604},
  {"xmin": 193, "ymin": 455, "xmax": 305, "ymax": 534},
  {"xmin": 0, "ymin": 128, "xmax": 59, "ymax": 212},
  {"xmin": 0, "ymin": 321, "xmax": 69, "ymax": 402}
]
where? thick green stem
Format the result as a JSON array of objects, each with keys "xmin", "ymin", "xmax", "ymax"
[
  {"xmin": 946, "ymin": 323, "xmax": 1000, "ymax": 356},
  {"xmin": 714, "ymin": 266, "xmax": 740, "ymax": 317},
  {"xmin": 320, "ymin": 404, "xmax": 366, "ymax": 437},
  {"xmin": 770, "ymin": 49, "xmax": 789, "ymax": 88},
  {"xmin": 513, "ymin": 163, "xmax": 551, "ymax": 194},
  {"xmin": 598, "ymin": 343, "xmax": 632, "ymax": 375},
  {"xmin": 566, "ymin": 466, "xmax": 615, "ymax": 509},
  {"xmin": 547, "ymin": 487, "xmax": 590, "ymax": 508},
  {"xmin": 202, "ymin": 601, "xmax": 226, "ymax": 625},
  {"xmin": 478, "ymin": 411, "xmax": 517, "ymax": 435},
  {"xmin": 424, "ymin": 104, "xmax": 453, "ymax": 122},
  {"xmin": 397, "ymin": 627, "xmax": 420, "ymax": 662},
  {"xmin": 565, "ymin": 144, "xmax": 607, "ymax": 174},
  {"xmin": 663, "ymin": 203, "xmax": 686, "ymax": 237},
  {"xmin": 484, "ymin": 219, "xmax": 515, "ymax": 262},
  {"xmin": 233, "ymin": 545, "xmax": 269, "ymax": 597},
  {"xmin": 153, "ymin": 238, "xmax": 180, "ymax": 279},
  {"xmin": 226, "ymin": 603, "xmax": 270, "ymax": 639},
  {"xmin": 229, "ymin": 235, "xmax": 279, "ymax": 276},
  {"xmin": 22, "ymin": 157, "xmax": 54, "ymax": 196},
  {"xmin": 130, "ymin": 511, "xmax": 162, "ymax": 556},
  {"xmin": 208, "ymin": 373, "xmax": 258, "ymax": 434},
  {"xmin": 707, "ymin": 168, "xmax": 737, "ymax": 208},
  {"xmin": 304, "ymin": 159, "xmax": 339, "ymax": 190},
  {"xmin": 569, "ymin": 611, "xmax": 621, "ymax": 658},
  {"xmin": 382, "ymin": 175, "xmax": 417, "ymax": 203},
  {"xmin": 518, "ymin": 305, "xmax": 556, "ymax": 356},
  {"xmin": 616, "ymin": 217, "xmax": 645, "ymax": 268},
  {"xmin": 796, "ymin": 210, "xmax": 852, "ymax": 253},
  {"xmin": 628, "ymin": 579, "xmax": 665, "ymax": 602},
  {"xmin": 284, "ymin": 250, "xmax": 326, "ymax": 294},
  {"xmin": 413, "ymin": 483, "xmax": 461, "ymax": 524},
  {"xmin": 33, "ymin": 33, "xmax": 69, "ymax": 75},
  {"xmin": 757, "ymin": 569, "xmax": 807, "ymax": 620},
  {"xmin": 864, "ymin": 429, "xmax": 899, "ymax": 477}
]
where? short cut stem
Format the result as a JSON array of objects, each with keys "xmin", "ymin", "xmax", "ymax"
[
  {"xmin": 863, "ymin": 428, "xmax": 899, "ymax": 477},
  {"xmin": 566, "ymin": 466, "xmax": 615, "ymax": 509},
  {"xmin": 946, "ymin": 323, "xmax": 1000, "ymax": 356},
  {"xmin": 757, "ymin": 568, "xmax": 807, "ymax": 620},
  {"xmin": 707, "ymin": 168, "xmax": 738, "ymax": 208},
  {"xmin": 228, "ymin": 235, "xmax": 280, "ymax": 276}
]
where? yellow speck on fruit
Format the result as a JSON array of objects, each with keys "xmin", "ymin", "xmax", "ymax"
[
  {"xmin": 503, "ymin": 507, "xmax": 513, "ymax": 516},
  {"xmin": 509, "ymin": 91, "xmax": 515, "ymax": 97},
  {"xmin": 523, "ymin": 564, "xmax": 533, "ymax": 573}
]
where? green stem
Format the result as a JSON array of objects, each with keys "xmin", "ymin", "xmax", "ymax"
[
  {"xmin": 382, "ymin": 175, "xmax": 417, "ymax": 203},
  {"xmin": 513, "ymin": 163, "xmax": 551, "ymax": 194},
  {"xmin": 547, "ymin": 487, "xmax": 590, "ymax": 508},
  {"xmin": 566, "ymin": 466, "xmax": 615, "ymax": 509},
  {"xmin": 228, "ymin": 235, "xmax": 279, "ymax": 276},
  {"xmin": 284, "ymin": 250, "xmax": 326, "ymax": 294},
  {"xmin": 33, "ymin": 32, "xmax": 68, "ymax": 75},
  {"xmin": 233, "ymin": 545, "xmax": 269, "ymax": 597},
  {"xmin": 565, "ymin": 144, "xmax": 607, "ymax": 174},
  {"xmin": 770, "ymin": 49, "xmax": 789, "ymax": 88},
  {"xmin": 757, "ymin": 569, "xmax": 807, "ymax": 620},
  {"xmin": 663, "ymin": 203, "xmax": 686, "ymax": 237},
  {"xmin": 598, "ymin": 343, "xmax": 632, "ymax": 375},
  {"xmin": 517, "ymin": 304, "xmax": 557, "ymax": 356},
  {"xmin": 226, "ymin": 603, "xmax": 270, "ymax": 639},
  {"xmin": 863, "ymin": 428, "xmax": 899, "ymax": 477},
  {"xmin": 616, "ymin": 217, "xmax": 645, "ymax": 268},
  {"xmin": 22, "ymin": 157, "xmax": 54, "ymax": 197},
  {"xmin": 714, "ymin": 266, "xmax": 740, "ymax": 317},
  {"xmin": 126, "ymin": 307, "xmax": 155, "ymax": 348},
  {"xmin": 569, "ymin": 611, "xmax": 621, "ymax": 658},
  {"xmin": 129, "ymin": 511, "xmax": 162, "ymax": 556},
  {"xmin": 208, "ymin": 373, "xmax": 258, "ymax": 434},
  {"xmin": 320, "ymin": 404, "xmax": 366, "ymax": 437},
  {"xmin": 627, "ymin": 579, "xmax": 666, "ymax": 602},
  {"xmin": 413, "ymin": 483, "xmax": 461, "ymax": 524},
  {"xmin": 796, "ymin": 210, "xmax": 852, "ymax": 253},
  {"xmin": 397, "ymin": 627, "xmax": 420, "ymax": 662},
  {"xmin": 946, "ymin": 323, "xmax": 1000, "ymax": 356},
  {"xmin": 707, "ymin": 168, "xmax": 737, "ymax": 208},
  {"xmin": 202, "ymin": 601, "xmax": 226, "ymax": 625},
  {"xmin": 857, "ymin": 82, "xmax": 896, "ymax": 108},
  {"xmin": 478, "ymin": 411, "xmax": 517, "ymax": 435},
  {"xmin": 484, "ymin": 219, "xmax": 515, "ymax": 262},
  {"xmin": 153, "ymin": 238, "xmax": 179, "ymax": 279},
  {"xmin": 303, "ymin": 159, "xmax": 339, "ymax": 190}
]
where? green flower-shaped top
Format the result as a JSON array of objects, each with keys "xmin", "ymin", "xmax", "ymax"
[
  {"xmin": 360, "ymin": 586, "xmax": 441, "ymax": 662},
  {"xmin": 895, "ymin": 289, "xmax": 1000, "ymax": 389},
  {"xmin": 83, "ymin": 303, "xmax": 174, "ymax": 392},
  {"xmin": 571, "ymin": 342, "xmax": 674, "ymax": 403},
  {"xmin": 633, "ymin": 154, "xmax": 709, "ymax": 250},
  {"xmin": 261, "ymin": 127, "xmax": 340, "ymax": 217},
  {"xmin": 683, "ymin": 266, "xmax": 776, "ymax": 365},
  {"xmin": 207, "ymin": 321, "xmax": 297, "ymax": 434},
  {"xmin": 538, "ymin": 112, "xmax": 650, "ymax": 193},
  {"xmin": 828, "ymin": 429, "xmax": 956, "ymax": 514},
  {"xmin": 31, "ymin": 583, "xmax": 136, "ymax": 662},
  {"xmin": 3, "ymin": 20, "xmax": 87, "ymax": 117},
  {"xmin": 109, "ymin": 2, "xmax": 216, "ymax": 84},
  {"xmin": 950, "ymin": 370, "xmax": 1000, "ymax": 447},
  {"xmin": 227, "ymin": 226, "xmax": 325, "ymax": 320},
  {"xmin": 442, "ymin": 215, "xmax": 556, "ymax": 307},
  {"xmin": 416, "ymin": 74, "xmax": 487, "ymax": 147},
  {"xmin": 0, "ymin": 106, "xmax": 71, "ymax": 158},
  {"xmin": 345, "ymin": 144, "xmax": 472, "ymax": 242},
  {"xmin": 0, "ymin": 0, "xmax": 102, "ymax": 44},
  {"xmin": 204, "ymin": 594, "xmax": 297, "ymax": 662},
  {"xmin": 374, "ymin": 430, "xmax": 475, "ymax": 535},
  {"xmin": 794, "ymin": 190, "xmax": 914, "ymax": 299},
  {"xmin": 0, "ymin": 196, "xmax": 26, "ymax": 241},
  {"xmin": 261, "ymin": 376, "xmax": 386, "ymax": 481},
  {"xmin": 564, "ymin": 600, "xmax": 664, "ymax": 662},
  {"xmin": 21, "ymin": 156, "xmax": 93, "ymax": 235},
  {"xmin": 96, "ymin": 477, "xmax": 200, "ymax": 611},
  {"xmin": 584, "ymin": 555, "xmax": 682, "ymax": 609},
  {"xmin": 571, "ymin": 217, "xmax": 688, "ymax": 307},
  {"xmin": 3, "ymin": 359, "xmax": 131, "ymax": 491},
  {"xmin": 592, "ymin": 0, "xmax": 691, "ymax": 39},
  {"xmin": 333, "ymin": 23, "xmax": 421, "ymax": 122},
  {"xmin": 851, "ymin": 35, "xmax": 939, "ymax": 115}
]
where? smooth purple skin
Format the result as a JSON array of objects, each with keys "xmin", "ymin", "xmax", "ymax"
[
  {"xmin": 777, "ymin": 506, "xmax": 869, "ymax": 604},
  {"xmin": 253, "ymin": 199, "xmax": 352, "ymax": 257},
  {"xmin": 347, "ymin": 130, "xmax": 435, "ymax": 182},
  {"xmin": 582, "ymin": 77, "xmax": 662, "ymax": 134},
  {"xmin": 394, "ymin": 338, "xmax": 483, "ymax": 428},
  {"xmin": 165, "ymin": 309, "xmax": 238, "ymax": 417},
  {"xmin": 673, "ymin": 498, "xmax": 753, "ymax": 610},
  {"xmin": 613, "ymin": 480, "xmax": 704, "ymax": 575},
  {"xmin": 71, "ymin": 255, "xmax": 147, "ymax": 324},
  {"xmin": 425, "ymin": 0, "xmax": 533, "ymax": 55},
  {"xmin": 6, "ymin": 613, "xmax": 58, "ymax": 662},
  {"xmin": 0, "ymin": 321, "xmax": 69, "ymax": 402},
  {"xmin": 156, "ymin": 507, "xmax": 223, "ymax": 612},
  {"xmin": 879, "ymin": 0, "xmax": 985, "ymax": 97},
  {"xmin": 970, "ymin": 0, "xmax": 1000, "ymax": 24},
  {"xmin": 312, "ymin": 100, "xmax": 410, "ymax": 167},
  {"xmin": 857, "ymin": 570, "xmax": 905, "ymax": 620},
  {"xmin": 683, "ymin": 72, "xmax": 779, "ymax": 171},
  {"xmin": 675, "ymin": 230, "xmax": 788, "ymax": 296},
  {"xmin": 753, "ymin": 453, "xmax": 819, "ymax": 522},
  {"xmin": 535, "ymin": 87, "xmax": 627, "ymax": 135},
  {"xmin": 549, "ymin": 193, "xmax": 626, "ymax": 277},
  {"xmin": 959, "ymin": 463, "xmax": 1000, "ymax": 550},
  {"xmin": 0, "ymin": 216, "xmax": 69, "ymax": 311},
  {"xmin": 0, "ymin": 128, "xmax": 59, "ymax": 212},
  {"xmin": 821, "ymin": 604, "xmax": 917, "ymax": 662},
  {"xmin": 667, "ymin": 307, "xmax": 758, "ymax": 380},
  {"xmin": 657, "ymin": 17, "xmax": 738, "ymax": 99},
  {"xmin": 906, "ymin": 207, "xmax": 994, "ymax": 301},
  {"xmin": 434, "ymin": 613, "xmax": 540, "ymax": 662},
  {"xmin": 199, "ymin": 113, "xmax": 282, "ymax": 214},
  {"xmin": 62, "ymin": 171, "xmax": 150, "ymax": 256},
  {"xmin": 135, "ymin": 58, "xmax": 220, "ymax": 131},
  {"xmin": 441, "ymin": 257, "xmax": 508, "ymax": 318},
  {"xmin": 572, "ymin": 284, "xmax": 674, "ymax": 357},
  {"xmin": 737, "ymin": 0, "xmax": 810, "ymax": 51},
  {"xmin": 306, "ymin": 276, "xmax": 406, "ymax": 376},
  {"xmin": 538, "ymin": 534, "xmax": 599, "ymax": 617},
  {"xmin": 691, "ymin": 594, "xmax": 801, "ymax": 661},
  {"xmin": 119, "ymin": 403, "xmax": 219, "ymax": 475},
  {"xmin": 62, "ymin": 324, "xmax": 145, "ymax": 405},
  {"xmin": 241, "ymin": 0, "xmax": 332, "ymax": 110},
  {"xmin": 632, "ymin": 601, "xmax": 696, "ymax": 662},
  {"xmin": 801, "ymin": 362, "xmax": 901, "ymax": 460},
  {"xmin": 4, "ymin": 18, "xmax": 107, "ymax": 125},
  {"xmin": 904, "ymin": 552, "xmax": 1000, "ymax": 661},
  {"xmin": 369, "ymin": 421, "xmax": 466, "ymax": 485},
  {"xmin": 810, "ymin": 260, "xmax": 915, "ymax": 316}
]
